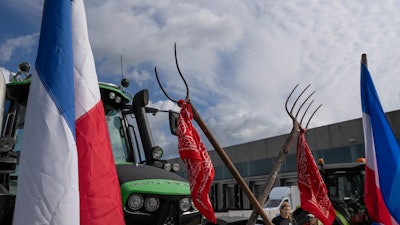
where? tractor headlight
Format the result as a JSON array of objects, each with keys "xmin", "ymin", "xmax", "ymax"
[
  {"xmin": 144, "ymin": 196, "xmax": 160, "ymax": 212},
  {"xmin": 163, "ymin": 162, "xmax": 172, "ymax": 171},
  {"xmin": 172, "ymin": 163, "xmax": 180, "ymax": 172},
  {"xmin": 151, "ymin": 146, "xmax": 163, "ymax": 159},
  {"xmin": 0, "ymin": 136, "xmax": 15, "ymax": 153},
  {"xmin": 115, "ymin": 96, "xmax": 121, "ymax": 103},
  {"xmin": 127, "ymin": 194, "xmax": 144, "ymax": 211},
  {"xmin": 109, "ymin": 92, "xmax": 116, "ymax": 100},
  {"xmin": 180, "ymin": 197, "xmax": 191, "ymax": 212}
]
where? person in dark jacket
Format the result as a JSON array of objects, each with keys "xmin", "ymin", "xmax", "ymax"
[{"xmin": 271, "ymin": 202, "xmax": 298, "ymax": 225}]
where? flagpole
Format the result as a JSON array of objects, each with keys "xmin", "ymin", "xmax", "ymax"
[
  {"xmin": 362, "ymin": 53, "xmax": 367, "ymax": 67},
  {"xmin": 189, "ymin": 101, "xmax": 272, "ymax": 225}
]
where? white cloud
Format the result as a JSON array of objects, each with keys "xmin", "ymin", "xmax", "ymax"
[
  {"xmin": 3, "ymin": 0, "xmax": 400, "ymax": 158},
  {"xmin": 0, "ymin": 34, "xmax": 39, "ymax": 62}
]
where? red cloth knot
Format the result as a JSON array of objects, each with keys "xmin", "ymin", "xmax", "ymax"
[
  {"xmin": 178, "ymin": 99, "xmax": 193, "ymax": 121},
  {"xmin": 177, "ymin": 99, "xmax": 186, "ymax": 107}
]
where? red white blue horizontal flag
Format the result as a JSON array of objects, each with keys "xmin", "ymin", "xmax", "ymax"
[{"xmin": 361, "ymin": 61, "xmax": 400, "ymax": 225}]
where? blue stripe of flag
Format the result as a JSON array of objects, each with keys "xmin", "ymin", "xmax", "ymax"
[
  {"xmin": 35, "ymin": 0, "xmax": 75, "ymax": 135},
  {"xmin": 360, "ymin": 63, "xmax": 400, "ymax": 223}
]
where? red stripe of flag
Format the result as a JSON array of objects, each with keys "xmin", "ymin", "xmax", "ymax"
[
  {"xmin": 364, "ymin": 165, "xmax": 392, "ymax": 225},
  {"xmin": 76, "ymin": 102, "xmax": 125, "ymax": 225}
]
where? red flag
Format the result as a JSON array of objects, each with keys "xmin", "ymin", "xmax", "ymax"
[
  {"xmin": 297, "ymin": 128, "xmax": 336, "ymax": 225},
  {"xmin": 177, "ymin": 100, "xmax": 216, "ymax": 224}
]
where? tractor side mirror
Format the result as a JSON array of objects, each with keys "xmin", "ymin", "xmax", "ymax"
[{"xmin": 168, "ymin": 110, "xmax": 179, "ymax": 136}]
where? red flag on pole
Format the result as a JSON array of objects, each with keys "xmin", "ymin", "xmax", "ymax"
[
  {"xmin": 297, "ymin": 128, "xmax": 336, "ymax": 225},
  {"xmin": 177, "ymin": 100, "xmax": 216, "ymax": 224}
]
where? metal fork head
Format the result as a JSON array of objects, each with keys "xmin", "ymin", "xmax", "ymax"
[
  {"xmin": 285, "ymin": 84, "xmax": 322, "ymax": 129},
  {"xmin": 154, "ymin": 43, "xmax": 189, "ymax": 103}
]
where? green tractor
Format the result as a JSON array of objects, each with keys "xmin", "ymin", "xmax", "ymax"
[{"xmin": 0, "ymin": 62, "xmax": 202, "ymax": 225}]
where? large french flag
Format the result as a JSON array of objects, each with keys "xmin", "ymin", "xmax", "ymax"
[
  {"xmin": 13, "ymin": 1, "xmax": 125, "ymax": 225},
  {"xmin": 361, "ymin": 61, "xmax": 400, "ymax": 225}
]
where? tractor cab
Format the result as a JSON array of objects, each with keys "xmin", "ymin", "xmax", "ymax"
[
  {"xmin": 0, "ymin": 63, "xmax": 201, "ymax": 225},
  {"xmin": 319, "ymin": 159, "xmax": 370, "ymax": 225}
]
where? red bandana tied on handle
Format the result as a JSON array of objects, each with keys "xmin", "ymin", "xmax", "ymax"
[
  {"xmin": 297, "ymin": 128, "xmax": 336, "ymax": 225},
  {"xmin": 177, "ymin": 100, "xmax": 216, "ymax": 223}
]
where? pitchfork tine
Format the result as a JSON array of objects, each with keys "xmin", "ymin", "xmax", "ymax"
[
  {"xmin": 174, "ymin": 43, "xmax": 190, "ymax": 100},
  {"xmin": 154, "ymin": 67, "xmax": 178, "ymax": 103},
  {"xmin": 299, "ymin": 100, "xmax": 314, "ymax": 126},
  {"xmin": 305, "ymin": 104, "xmax": 322, "ymax": 129},
  {"xmin": 154, "ymin": 43, "xmax": 190, "ymax": 102},
  {"xmin": 285, "ymin": 84, "xmax": 311, "ymax": 120},
  {"xmin": 285, "ymin": 84, "xmax": 299, "ymax": 119},
  {"xmin": 291, "ymin": 84, "xmax": 311, "ymax": 114},
  {"xmin": 295, "ymin": 91, "xmax": 315, "ymax": 119}
]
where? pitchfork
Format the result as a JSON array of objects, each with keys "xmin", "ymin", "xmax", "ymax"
[
  {"xmin": 155, "ymin": 43, "xmax": 273, "ymax": 225},
  {"xmin": 246, "ymin": 84, "xmax": 322, "ymax": 225}
]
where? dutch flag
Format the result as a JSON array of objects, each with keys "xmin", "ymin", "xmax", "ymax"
[
  {"xmin": 361, "ymin": 58, "xmax": 400, "ymax": 225},
  {"xmin": 13, "ymin": 1, "xmax": 125, "ymax": 224}
]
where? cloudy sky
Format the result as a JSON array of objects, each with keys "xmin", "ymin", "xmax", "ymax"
[{"xmin": 1, "ymin": 0, "xmax": 400, "ymax": 159}]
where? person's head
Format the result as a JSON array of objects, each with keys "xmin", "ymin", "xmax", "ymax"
[
  {"xmin": 307, "ymin": 214, "xmax": 318, "ymax": 225},
  {"xmin": 279, "ymin": 202, "xmax": 291, "ymax": 218}
]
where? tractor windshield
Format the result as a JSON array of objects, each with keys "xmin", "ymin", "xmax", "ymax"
[
  {"xmin": 104, "ymin": 104, "xmax": 129, "ymax": 163},
  {"xmin": 325, "ymin": 167, "xmax": 368, "ymax": 224}
]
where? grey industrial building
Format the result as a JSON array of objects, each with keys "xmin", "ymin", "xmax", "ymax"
[{"xmin": 171, "ymin": 109, "xmax": 400, "ymax": 211}]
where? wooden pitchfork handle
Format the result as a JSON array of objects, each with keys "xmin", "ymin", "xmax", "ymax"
[{"xmin": 189, "ymin": 100, "xmax": 272, "ymax": 225}]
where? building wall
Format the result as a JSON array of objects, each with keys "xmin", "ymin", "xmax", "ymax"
[{"xmin": 171, "ymin": 109, "xmax": 400, "ymax": 211}]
